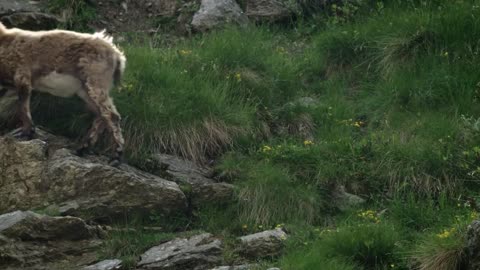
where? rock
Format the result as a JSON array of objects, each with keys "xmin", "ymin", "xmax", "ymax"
[
  {"xmin": 332, "ymin": 185, "xmax": 366, "ymax": 211},
  {"xmin": 466, "ymin": 220, "xmax": 480, "ymax": 269},
  {"xmin": 0, "ymin": 0, "xmax": 43, "ymax": 13},
  {"xmin": 0, "ymin": 130, "xmax": 188, "ymax": 221},
  {"xmin": 191, "ymin": 0, "xmax": 248, "ymax": 32},
  {"xmin": 0, "ymin": 210, "xmax": 103, "ymax": 270},
  {"xmin": 238, "ymin": 229, "xmax": 288, "ymax": 258},
  {"xmin": 0, "ymin": 210, "xmax": 101, "ymax": 241},
  {"xmin": 245, "ymin": 0, "xmax": 292, "ymax": 23},
  {"xmin": 137, "ymin": 233, "xmax": 223, "ymax": 270},
  {"xmin": 151, "ymin": 154, "xmax": 234, "ymax": 207},
  {"xmin": 83, "ymin": 259, "xmax": 123, "ymax": 270},
  {"xmin": 0, "ymin": 0, "xmax": 60, "ymax": 30},
  {"xmin": 283, "ymin": 97, "xmax": 318, "ymax": 110},
  {"xmin": 147, "ymin": 0, "xmax": 179, "ymax": 17},
  {"xmin": 210, "ymin": 265, "xmax": 254, "ymax": 270},
  {"xmin": 1, "ymin": 12, "xmax": 59, "ymax": 30}
]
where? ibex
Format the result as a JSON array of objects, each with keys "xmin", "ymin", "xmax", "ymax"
[{"xmin": 0, "ymin": 22, "xmax": 126, "ymax": 165}]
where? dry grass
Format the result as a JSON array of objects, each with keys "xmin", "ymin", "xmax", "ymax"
[
  {"xmin": 414, "ymin": 248, "xmax": 465, "ymax": 270},
  {"xmin": 124, "ymin": 118, "xmax": 248, "ymax": 164}
]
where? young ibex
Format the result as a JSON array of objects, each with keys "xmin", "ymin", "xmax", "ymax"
[{"xmin": 0, "ymin": 22, "xmax": 126, "ymax": 164}]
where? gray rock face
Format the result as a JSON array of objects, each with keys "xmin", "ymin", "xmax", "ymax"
[
  {"xmin": 151, "ymin": 154, "xmax": 234, "ymax": 207},
  {"xmin": 137, "ymin": 233, "xmax": 223, "ymax": 270},
  {"xmin": 210, "ymin": 265, "xmax": 254, "ymax": 270},
  {"xmin": 238, "ymin": 229, "xmax": 288, "ymax": 258},
  {"xmin": 0, "ymin": 210, "xmax": 101, "ymax": 241},
  {"xmin": 0, "ymin": 211, "xmax": 103, "ymax": 270},
  {"xmin": 1, "ymin": 12, "xmax": 59, "ymax": 30},
  {"xmin": 245, "ymin": 0, "xmax": 292, "ymax": 22},
  {"xmin": 0, "ymin": 0, "xmax": 59, "ymax": 30},
  {"xmin": 0, "ymin": 0, "xmax": 43, "ymax": 13},
  {"xmin": 191, "ymin": 0, "xmax": 248, "ymax": 32},
  {"xmin": 332, "ymin": 185, "xmax": 366, "ymax": 211},
  {"xmin": 467, "ymin": 220, "xmax": 480, "ymax": 269},
  {"xmin": 83, "ymin": 259, "xmax": 123, "ymax": 270},
  {"xmin": 0, "ymin": 131, "xmax": 188, "ymax": 221}
]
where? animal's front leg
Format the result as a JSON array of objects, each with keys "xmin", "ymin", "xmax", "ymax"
[{"xmin": 13, "ymin": 71, "xmax": 35, "ymax": 139}]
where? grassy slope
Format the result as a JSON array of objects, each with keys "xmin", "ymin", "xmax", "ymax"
[{"xmin": 33, "ymin": 0, "xmax": 480, "ymax": 269}]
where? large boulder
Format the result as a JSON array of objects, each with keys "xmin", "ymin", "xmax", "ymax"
[
  {"xmin": 83, "ymin": 259, "xmax": 123, "ymax": 270},
  {"xmin": 466, "ymin": 220, "xmax": 480, "ymax": 269},
  {"xmin": 245, "ymin": 0, "xmax": 292, "ymax": 23},
  {"xmin": 0, "ymin": 130, "xmax": 188, "ymax": 221},
  {"xmin": 209, "ymin": 266, "xmax": 254, "ymax": 270},
  {"xmin": 238, "ymin": 229, "xmax": 288, "ymax": 258},
  {"xmin": 0, "ymin": 210, "xmax": 103, "ymax": 270},
  {"xmin": 150, "ymin": 154, "xmax": 234, "ymax": 207},
  {"xmin": 0, "ymin": 210, "xmax": 102, "ymax": 241},
  {"xmin": 0, "ymin": 0, "xmax": 60, "ymax": 30},
  {"xmin": 0, "ymin": 0, "xmax": 43, "ymax": 13},
  {"xmin": 137, "ymin": 233, "xmax": 223, "ymax": 270},
  {"xmin": 191, "ymin": 0, "xmax": 248, "ymax": 32}
]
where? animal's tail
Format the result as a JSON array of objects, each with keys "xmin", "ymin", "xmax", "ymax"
[{"xmin": 113, "ymin": 52, "xmax": 126, "ymax": 87}]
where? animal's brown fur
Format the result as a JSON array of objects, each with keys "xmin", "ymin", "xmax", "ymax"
[{"xmin": 0, "ymin": 22, "xmax": 126, "ymax": 162}]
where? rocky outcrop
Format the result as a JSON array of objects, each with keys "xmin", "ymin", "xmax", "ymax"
[
  {"xmin": 150, "ymin": 154, "xmax": 234, "ymax": 207},
  {"xmin": 0, "ymin": 130, "xmax": 188, "ymax": 221},
  {"xmin": 0, "ymin": 0, "xmax": 60, "ymax": 30},
  {"xmin": 238, "ymin": 229, "xmax": 288, "ymax": 258},
  {"xmin": 191, "ymin": 0, "xmax": 248, "ymax": 32},
  {"xmin": 83, "ymin": 259, "xmax": 123, "ymax": 270},
  {"xmin": 0, "ymin": 210, "xmax": 103, "ymax": 269},
  {"xmin": 245, "ymin": 0, "xmax": 292, "ymax": 23},
  {"xmin": 137, "ymin": 233, "xmax": 223, "ymax": 270},
  {"xmin": 466, "ymin": 220, "xmax": 480, "ymax": 269},
  {"xmin": 209, "ymin": 265, "xmax": 254, "ymax": 270}
]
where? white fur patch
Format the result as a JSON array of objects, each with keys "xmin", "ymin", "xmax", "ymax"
[{"xmin": 34, "ymin": 72, "xmax": 83, "ymax": 98}]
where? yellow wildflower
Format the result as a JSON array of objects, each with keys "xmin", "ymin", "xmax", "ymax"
[
  {"xmin": 437, "ymin": 228, "xmax": 455, "ymax": 239},
  {"xmin": 303, "ymin": 140, "xmax": 314, "ymax": 146},
  {"xmin": 242, "ymin": 224, "xmax": 248, "ymax": 230},
  {"xmin": 276, "ymin": 47, "xmax": 286, "ymax": 54},
  {"xmin": 358, "ymin": 210, "xmax": 380, "ymax": 223},
  {"xmin": 262, "ymin": 145, "xmax": 272, "ymax": 152},
  {"xmin": 179, "ymin": 49, "xmax": 192, "ymax": 56},
  {"xmin": 234, "ymin": 72, "xmax": 242, "ymax": 82}
]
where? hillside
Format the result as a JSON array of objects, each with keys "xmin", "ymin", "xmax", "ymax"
[{"xmin": 2, "ymin": 0, "xmax": 480, "ymax": 269}]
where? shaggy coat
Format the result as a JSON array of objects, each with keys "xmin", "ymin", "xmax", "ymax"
[{"xmin": 0, "ymin": 22, "xmax": 126, "ymax": 162}]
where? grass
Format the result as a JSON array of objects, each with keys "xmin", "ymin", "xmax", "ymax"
[
  {"xmin": 47, "ymin": 0, "xmax": 96, "ymax": 31},
  {"xmin": 20, "ymin": 0, "xmax": 480, "ymax": 269}
]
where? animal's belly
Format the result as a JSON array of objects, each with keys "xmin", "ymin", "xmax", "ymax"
[{"xmin": 33, "ymin": 72, "xmax": 83, "ymax": 98}]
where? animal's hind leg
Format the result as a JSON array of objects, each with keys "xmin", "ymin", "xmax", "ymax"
[
  {"xmin": 13, "ymin": 70, "xmax": 35, "ymax": 139},
  {"xmin": 76, "ymin": 117, "xmax": 106, "ymax": 156},
  {"xmin": 84, "ymin": 81, "xmax": 125, "ymax": 164},
  {"xmin": 76, "ymin": 92, "xmax": 107, "ymax": 156}
]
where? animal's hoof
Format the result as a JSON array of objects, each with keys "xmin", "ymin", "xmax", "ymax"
[
  {"xmin": 76, "ymin": 146, "xmax": 91, "ymax": 157},
  {"xmin": 108, "ymin": 158, "xmax": 122, "ymax": 167},
  {"xmin": 109, "ymin": 150, "xmax": 123, "ymax": 167},
  {"xmin": 10, "ymin": 127, "xmax": 35, "ymax": 140}
]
